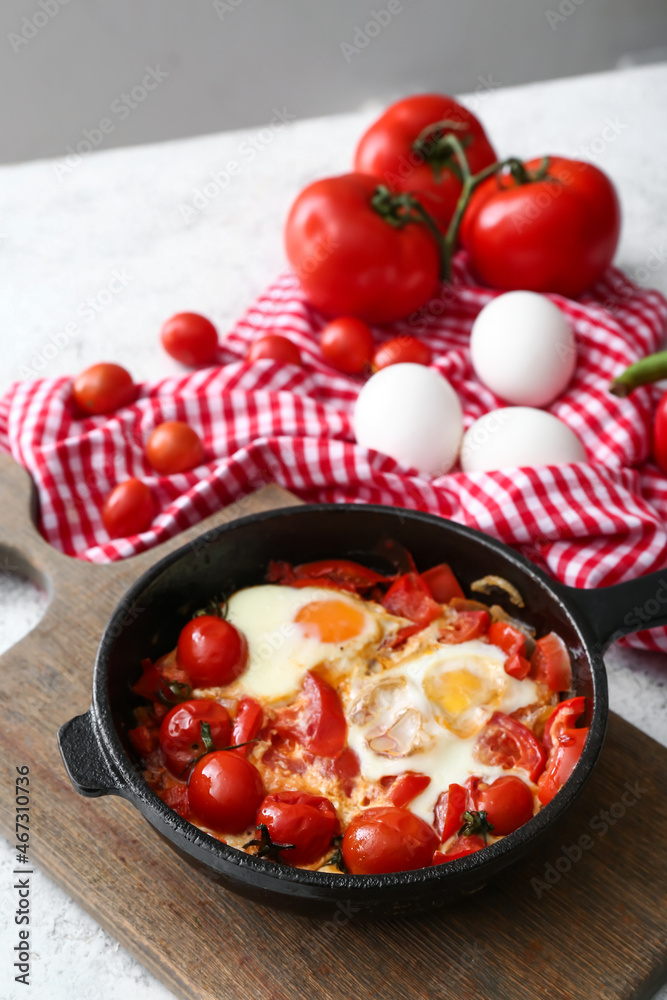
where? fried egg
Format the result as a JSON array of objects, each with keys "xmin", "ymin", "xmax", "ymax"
[
  {"xmin": 225, "ymin": 584, "xmax": 392, "ymax": 702},
  {"xmin": 345, "ymin": 639, "xmax": 540, "ymax": 824}
]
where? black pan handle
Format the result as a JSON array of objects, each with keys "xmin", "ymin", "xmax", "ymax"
[
  {"xmin": 556, "ymin": 568, "xmax": 667, "ymax": 650},
  {"xmin": 58, "ymin": 709, "xmax": 124, "ymax": 798}
]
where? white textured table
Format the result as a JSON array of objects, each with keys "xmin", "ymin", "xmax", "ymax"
[{"xmin": 1, "ymin": 63, "xmax": 666, "ymax": 1000}]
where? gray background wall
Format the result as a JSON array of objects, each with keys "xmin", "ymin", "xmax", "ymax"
[{"xmin": 2, "ymin": 0, "xmax": 666, "ymax": 165}]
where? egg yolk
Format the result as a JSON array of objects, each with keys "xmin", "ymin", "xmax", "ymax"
[
  {"xmin": 295, "ymin": 599, "xmax": 366, "ymax": 643},
  {"xmin": 424, "ymin": 668, "xmax": 488, "ymax": 719}
]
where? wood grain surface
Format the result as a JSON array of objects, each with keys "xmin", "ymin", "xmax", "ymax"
[{"xmin": 0, "ymin": 451, "xmax": 665, "ymax": 1000}]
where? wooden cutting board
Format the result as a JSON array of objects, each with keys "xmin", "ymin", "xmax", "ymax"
[{"xmin": 1, "ymin": 452, "xmax": 666, "ymax": 1000}]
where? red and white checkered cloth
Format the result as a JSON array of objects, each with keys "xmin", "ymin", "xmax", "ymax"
[{"xmin": 2, "ymin": 253, "xmax": 667, "ymax": 652}]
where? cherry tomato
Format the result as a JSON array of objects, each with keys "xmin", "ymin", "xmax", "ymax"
[
  {"xmin": 420, "ymin": 563, "xmax": 463, "ymax": 604},
  {"xmin": 159, "ymin": 699, "xmax": 231, "ymax": 776},
  {"xmin": 460, "ymin": 157, "xmax": 621, "ymax": 298},
  {"xmin": 102, "ymin": 478, "xmax": 155, "ymax": 538},
  {"xmin": 131, "ymin": 656, "xmax": 190, "ymax": 703},
  {"xmin": 475, "ymin": 711, "xmax": 547, "ymax": 782},
  {"xmin": 373, "ymin": 336, "xmax": 433, "ymax": 370},
  {"xmin": 158, "ymin": 783, "xmax": 191, "ymax": 821},
  {"xmin": 146, "ymin": 421, "xmax": 205, "ymax": 475},
  {"xmin": 246, "ymin": 335, "xmax": 301, "ymax": 366},
  {"xmin": 268, "ymin": 558, "xmax": 389, "ymax": 593},
  {"xmin": 433, "ymin": 782, "xmax": 468, "ymax": 841},
  {"xmin": 531, "ymin": 632, "xmax": 572, "ymax": 693},
  {"xmin": 273, "ymin": 671, "xmax": 346, "ymax": 758},
  {"xmin": 320, "ymin": 317, "xmax": 374, "ymax": 375},
  {"xmin": 284, "ymin": 173, "xmax": 441, "ymax": 324},
  {"xmin": 353, "ymin": 94, "xmax": 497, "ymax": 232},
  {"xmin": 160, "ymin": 312, "xmax": 219, "ymax": 367},
  {"xmin": 538, "ymin": 727, "xmax": 588, "ymax": 806},
  {"xmin": 177, "ymin": 615, "xmax": 248, "ymax": 687},
  {"xmin": 487, "ymin": 622, "xmax": 531, "ymax": 679},
  {"xmin": 488, "ymin": 621, "xmax": 526, "ymax": 657},
  {"xmin": 188, "ymin": 750, "xmax": 264, "ymax": 833},
  {"xmin": 477, "ymin": 776, "xmax": 534, "ymax": 835},
  {"xmin": 438, "ymin": 609, "xmax": 490, "ymax": 644},
  {"xmin": 543, "ymin": 696, "xmax": 586, "ymax": 749},
  {"xmin": 72, "ymin": 362, "xmax": 137, "ymax": 416},
  {"xmin": 653, "ymin": 391, "xmax": 667, "ymax": 474},
  {"xmin": 382, "ymin": 572, "xmax": 442, "ymax": 628},
  {"xmin": 256, "ymin": 791, "xmax": 340, "ymax": 864},
  {"xmin": 342, "ymin": 806, "xmax": 439, "ymax": 874},
  {"xmin": 231, "ymin": 696, "xmax": 263, "ymax": 756},
  {"xmin": 386, "ymin": 772, "xmax": 431, "ymax": 808},
  {"xmin": 504, "ymin": 654, "xmax": 532, "ymax": 680},
  {"xmin": 432, "ymin": 835, "xmax": 486, "ymax": 864},
  {"xmin": 128, "ymin": 723, "xmax": 159, "ymax": 758}
]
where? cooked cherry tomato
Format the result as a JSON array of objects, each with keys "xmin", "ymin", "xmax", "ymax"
[
  {"xmin": 256, "ymin": 791, "xmax": 340, "ymax": 864},
  {"xmin": 543, "ymin": 696, "xmax": 586, "ymax": 749},
  {"xmin": 72, "ymin": 362, "xmax": 137, "ymax": 416},
  {"xmin": 477, "ymin": 776, "xmax": 534, "ymax": 835},
  {"xmin": 538, "ymin": 727, "xmax": 588, "ymax": 806},
  {"xmin": 131, "ymin": 656, "xmax": 190, "ymax": 702},
  {"xmin": 157, "ymin": 783, "xmax": 191, "ymax": 821},
  {"xmin": 320, "ymin": 317, "xmax": 374, "ymax": 375},
  {"xmin": 433, "ymin": 782, "xmax": 468, "ymax": 841},
  {"xmin": 504, "ymin": 654, "xmax": 532, "ymax": 680},
  {"xmin": 460, "ymin": 157, "xmax": 621, "ymax": 298},
  {"xmin": 353, "ymin": 94, "xmax": 497, "ymax": 232},
  {"xmin": 284, "ymin": 173, "xmax": 441, "ymax": 324},
  {"xmin": 128, "ymin": 723, "xmax": 159, "ymax": 758},
  {"xmin": 231, "ymin": 696, "xmax": 263, "ymax": 756},
  {"xmin": 386, "ymin": 772, "xmax": 431, "ymax": 808},
  {"xmin": 382, "ymin": 572, "xmax": 442, "ymax": 627},
  {"xmin": 246, "ymin": 335, "xmax": 302, "ymax": 366},
  {"xmin": 531, "ymin": 633, "xmax": 572, "ymax": 693},
  {"xmin": 177, "ymin": 615, "xmax": 248, "ymax": 687},
  {"xmin": 438, "ymin": 609, "xmax": 490, "ymax": 644},
  {"xmin": 268, "ymin": 558, "xmax": 389, "ymax": 593},
  {"xmin": 488, "ymin": 621, "xmax": 526, "ymax": 657},
  {"xmin": 188, "ymin": 750, "xmax": 264, "ymax": 833},
  {"xmin": 373, "ymin": 336, "xmax": 432, "ymax": 371},
  {"xmin": 273, "ymin": 671, "xmax": 346, "ymax": 758},
  {"xmin": 146, "ymin": 421, "xmax": 205, "ymax": 475},
  {"xmin": 420, "ymin": 563, "xmax": 463, "ymax": 604},
  {"xmin": 159, "ymin": 699, "xmax": 231, "ymax": 776},
  {"xmin": 102, "ymin": 478, "xmax": 155, "ymax": 538},
  {"xmin": 160, "ymin": 312, "xmax": 219, "ymax": 367},
  {"xmin": 475, "ymin": 711, "xmax": 547, "ymax": 782},
  {"xmin": 342, "ymin": 806, "xmax": 439, "ymax": 874},
  {"xmin": 653, "ymin": 391, "xmax": 667, "ymax": 474},
  {"xmin": 431, "ymin": 834, "xmax": 486, "ymax": 864}
]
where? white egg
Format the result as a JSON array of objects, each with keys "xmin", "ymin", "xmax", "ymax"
[
  {"xmin": 471, "ymin": 291, "xmax": 577, "ymax": 407},
  {"xmin": 353, "ymin": 363, "xmax": 463, "ymax": 476},
  {"xmin": 460, "ymin": 407, "xmax": 586, "ymax": 472}
]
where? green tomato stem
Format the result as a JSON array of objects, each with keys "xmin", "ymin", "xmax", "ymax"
[{"xmin": 609, "ymin": 351, "xmax": 667, "ymax": 396}]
